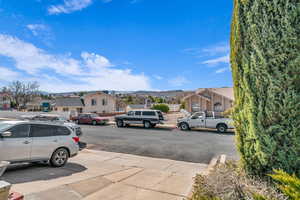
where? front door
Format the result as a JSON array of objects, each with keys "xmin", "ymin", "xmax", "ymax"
[
  {"xmin": 0, "ymin": 124, "xmax": 31, "ymax": 162},
  {"xmin": 189, "ymin": 112, "xmax": 205, "ymax": 128}
]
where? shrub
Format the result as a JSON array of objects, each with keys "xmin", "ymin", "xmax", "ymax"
[
  {"xmin": 231, "ymin": 0, "xmax": 300, "ymax": 176},
  {"xmin": 151, "ymin": 104, "xmax": 169, "ymax": 113},
  {"xmin": 189, "ymin": 161, "xmax": 286, "ymax": 200},
  {"xmin": 269, "ymin": 169, "xmax": 300, "ymax": 200}
]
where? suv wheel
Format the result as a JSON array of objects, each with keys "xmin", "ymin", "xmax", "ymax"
[
  {"xmin": 217, "ymin": 124, "xmax": 227, "ymax": 133},
  {"xmin": 116, "ymin": 120, "xmax": 124, "ymax": 127},
  {"xmin": 50, "ymin": 148, "xmax": 69, "ymax": 167},
  {"xmin": 92, "ymin": 120, "xmax": 97, "ymax": 126},
  {"xmin": 180, "ymin": 122, "xmax": 190, "ymax": 131},
  {"xmin": 144, "ymin": 121, "xmax": 151, "ymax": 129}
]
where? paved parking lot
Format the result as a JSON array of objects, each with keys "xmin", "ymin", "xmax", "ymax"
[{"xmin": 80, "ymin": 125, "xmax": 238, "ymax": 164}]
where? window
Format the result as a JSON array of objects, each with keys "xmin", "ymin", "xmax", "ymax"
[
  {"xmin": 135, "ymin": 111, "xmax": 142, "ymax": 116},
  {"xmin": 191, "ymin": 112, "xmax": 203, "ymax": 119},
  {"xmin": 7, "ymin": 124, "xmax": 30, "ymax": 138},
  {"xmin": 142, "ymin": 111, "xmax": 156, "ymax": 116},
  {"xmin": 127, "ymin": 111, "xmax": 134, "ymax": 116},
  {"xmin": 30, "ymin": 124, "xmax": 54, "ymax": 137},
  {"xmin": 63, "ymin": 107, "xmax": 69, "ymax": 112},
  {"xmin": 91, "ymin": 99, "xmax": 97, "ymax": 106},
  {"xmin": 102, "ymin": 99, "xmax": 107, "ymax": 106},
  {"xmin": 214, "ymin": 102, "xmax": 222, "ymax": 112},
  {"xmin": 55, "ymin": 126, "xmax": 71, "ymax": 136}
]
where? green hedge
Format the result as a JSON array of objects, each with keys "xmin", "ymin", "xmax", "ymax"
[
  {"xmin": 151, "ymin": 104, "xmax": 170, "ymax": 113},
  {"xmin": 231, "ymin": 0, "xmax": 300, "ymax": 177}
]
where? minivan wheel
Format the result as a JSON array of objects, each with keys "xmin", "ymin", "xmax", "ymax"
[
  {"xmin": 180, "ymin": 122, "xmax": 190, "ymax": 131},
  {"xmin": 50, "ymin": 148, "xmax": 69, "ymax": 167},
  {"xmin": 116, "ymin": 120, "xmax": 124, "ymax": 127},
  {"xmin": 217, "ymin": 124, "xmax": 227, "ymax": 133},
  {"xmin": 144, "ymin": 121, "xmax": 151, "ymax": 129},
  {"xmin": 92, "ymin": 120, "xmax": 97, "ymax": 126}
]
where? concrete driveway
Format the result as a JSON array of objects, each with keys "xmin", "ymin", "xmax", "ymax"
[{"xmin": 1, "ymin": 149, "xmax": 207, "ymax": 200}]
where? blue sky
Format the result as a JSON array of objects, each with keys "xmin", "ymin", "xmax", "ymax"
[{"xmin": 0, "ymin": 0, "xmax": 233, "ymax": 92}]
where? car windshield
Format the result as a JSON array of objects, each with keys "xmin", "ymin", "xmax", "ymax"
[
  {"xmin": 90, "ymin": 114, "xmax": 98, "ymax": 118},
  {"xmin": 0, "ymin": 123, "xmax": 13, "ymax": 132}
]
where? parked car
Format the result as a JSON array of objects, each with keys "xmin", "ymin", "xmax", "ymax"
[
  {"xmin": 21, "ymin": 114, "xmax": 83, "ymax": 137},
  {"xmin": 115, "ymin": 109, "xmax": 164, "ymax": 128},
  {"xmin": 177, "ymin": 111, "xmax": 234, "ymax": 133},
  {"xmin": 71, "ymin": 113, "xmax": 109, "ymax": 125},
  {"xmin": 0, "ymin": 121, "xmax": 80, "ymax": 167}
]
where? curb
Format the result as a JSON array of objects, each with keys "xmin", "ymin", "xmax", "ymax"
[{"xmin": 187, "ymin": 154, "xmax": 227, "ymax": 199}]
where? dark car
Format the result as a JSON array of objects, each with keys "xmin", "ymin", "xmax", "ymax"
[{"xmin": 72, "ymin": 113, "xmax": 109, "ymax": 125}]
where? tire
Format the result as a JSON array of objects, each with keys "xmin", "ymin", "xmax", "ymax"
[
  {"xmin": 92, "ymin": 120, "xmax": 97, "ymax": 126},
  {"xmin": 144, "ymin": 121, "xmax": 151, "ymax": 129},
  {"xmin": 116, "ymin": 120, "xmax": 124, "ymax": 127},
  {"xmin": 50, "ymin": 148, "xmax": 69, "ymax": 167},
  {"xmin": 217, "ymin": 124, "xmax": 227, "ymax": 133},
  {"xmin": 179, "ymin": 122, "xmax": 190, "ymax": 131}
]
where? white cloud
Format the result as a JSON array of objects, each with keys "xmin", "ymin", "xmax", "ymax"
[
  {"xmin": 0, "ymin": 67, "xmax": 20, "ymax": 80},
  {"xmin": 48, "ymin": 0, "xmax": 112, "ymax": 15},
  {"xmin": 201, "ymin": 44, "xmax": 229, "ymax": 56},
  {"xmin": 26, "ymin": 24, "xmax": 48, "ymax": 36},
  {"xmin": 153, "ymin": 75, "xmax": 163, "ymax": 80},
  {"xmin": 0, "ymin": 34, "xmax": 151, "ymax": 92},
  {"xmin": 215, "ymin": 67, "xmax": 229, "ymax": 74},
  {"xmin": 201, "ymin": 54, "xmax": 230, "ymax": 66},
  {"xmin": 168, "ymin": 76, "xmax": 188, "ymax": 87}
]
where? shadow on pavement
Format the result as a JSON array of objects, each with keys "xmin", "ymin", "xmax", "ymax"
[{"xmin": 0, "ymin": 162, "xmax": 87, "ymax": 184}]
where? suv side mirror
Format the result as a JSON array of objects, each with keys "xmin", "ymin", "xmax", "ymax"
[{"xmin": 1, "ymin": 131, "xmax": 12, "ymax": 137}]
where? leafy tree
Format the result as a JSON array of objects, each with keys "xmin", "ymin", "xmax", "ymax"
[
  {"xmin": 231, "ymin": 0, "xmax": 300, "ymax": 177},
  {"xmin": 152, "ymin": 104, "xmax": 169, "ymax": 113}
]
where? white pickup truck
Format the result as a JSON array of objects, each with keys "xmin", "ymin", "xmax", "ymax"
[{"xmin": 177, "ymin": 111, "xmax": 234, "ymax": 133}]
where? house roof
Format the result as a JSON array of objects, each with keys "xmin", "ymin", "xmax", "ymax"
[
  {"xmin": 182, "ymin": 93, "xmax": 211, "ymax": 101},
  {"xmin": 55, "ymin": 97, "xmax": 83, "ymax": 107},
  {"xmin": 84, "ymin": 92, "xmax": 116, "ymax": 99},
  {"xmin": 197, "ymin": 87, "xmax": 234, "ymax": 101}
]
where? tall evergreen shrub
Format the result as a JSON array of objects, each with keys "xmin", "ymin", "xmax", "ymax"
[{"xmin": 230, "ymin": 0, "xmax": 300, "ymax": 176}]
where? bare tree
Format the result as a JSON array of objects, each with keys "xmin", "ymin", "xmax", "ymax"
[{"xmin": 9, "ymin": 81, "xmax": 40, "ymax": 109}]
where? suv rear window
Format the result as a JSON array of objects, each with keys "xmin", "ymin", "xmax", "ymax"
[
  {"xmin": 30, "ymin": 124, "xmax": 54, "ymax": 137},
  {"xmin": 142, "ymin": 111, "xmax": 156, "ymax": 116},
  {"xmin": 55, "ymin": 126, "xmax": 71, "ymax": 136}
]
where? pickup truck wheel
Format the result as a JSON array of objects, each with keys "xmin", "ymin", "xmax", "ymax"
[
  {"xmin": 144, "ymin": 121, "xmax": 151, "ymax": 129},
  {"xmin": 217, "ymin": 124, "xmax": 227, "ymax": 133},
  {"xmin": 92, "ymin": 120, "xmax": 97, "ymax": 126},
  {"xmin": 179, "ymin": 122, "xmax": 190, "ymax": 131},
  {"xmin": 116, "ymin": 120, "xmax": 124, "ymax": 127}
]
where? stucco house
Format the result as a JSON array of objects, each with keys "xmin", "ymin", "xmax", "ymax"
[
  {"xmin": 53, "ymin": 96, "xmax": 84, "ymax": 114},
  {"xmin": 182, "ymin": 87, "xmax": 234, "ymax": 113},
  {"xmin": 83, "ymin": 92, "xmax": 123, "ymax": 114}
]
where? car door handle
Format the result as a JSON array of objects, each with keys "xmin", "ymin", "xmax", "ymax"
[{"xmin": 23, "ymin": 141, "xmax": 30, "ymax": 144}]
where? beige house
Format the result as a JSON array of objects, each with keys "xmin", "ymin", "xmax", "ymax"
[
  {"xmin": 84, "ymin": 92, "xmax": 123, "ymax": 113},
  {"xmin": 182, "ymin": 87, "xmax": 234, "ymax": 113},
  {"xmin": 53, "ymin": 96, "xmax": 84, "ymax": 114}
]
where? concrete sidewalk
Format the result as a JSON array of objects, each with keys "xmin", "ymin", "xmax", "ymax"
[{"xmin": 3, "ymin": 149, "xmax": 207, "ymax": 200}]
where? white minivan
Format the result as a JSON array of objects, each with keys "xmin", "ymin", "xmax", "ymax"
[{"xmin": 0, "ymin": 121, "xmax": 80, "ymax": 167}]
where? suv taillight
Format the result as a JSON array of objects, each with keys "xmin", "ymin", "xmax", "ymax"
[{"xmin": 72, "ymin": 137, "xmax": 80, "ymax": 143}]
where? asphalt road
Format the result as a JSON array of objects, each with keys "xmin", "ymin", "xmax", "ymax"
[
  {"xmin": 80, "ymin": 125, "xmax": 238, "ymax": 164},
  {"xmin": 0, "ymin": 111, "xmax": 238, "ymax": 164}
]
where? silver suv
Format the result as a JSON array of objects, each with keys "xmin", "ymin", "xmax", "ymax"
[{"xmin": 0, "ymin": 121, "xmax": 80, "ymax": 167}]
